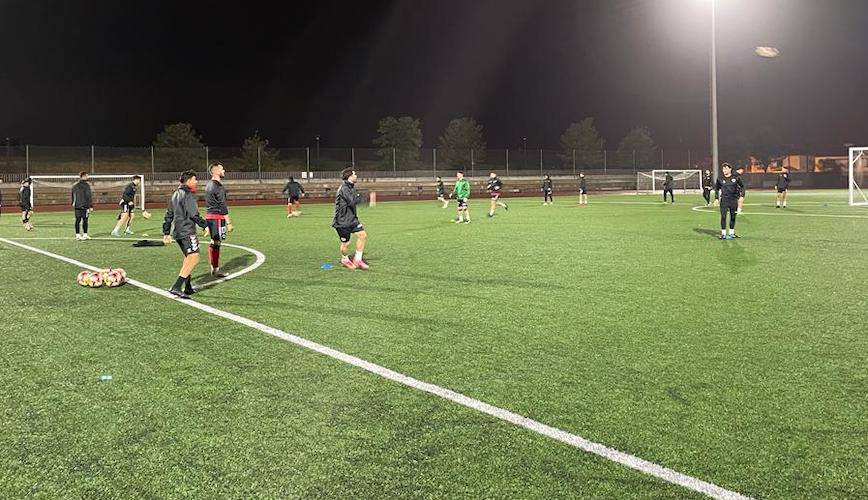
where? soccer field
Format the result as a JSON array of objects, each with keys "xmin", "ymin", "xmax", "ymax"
[{"xmin": 1, "ymin": 191, "xmax": 866, "ymax": 499}]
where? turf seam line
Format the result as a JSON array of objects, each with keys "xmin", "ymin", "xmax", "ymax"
[{"xmin": 0, "ymin": 236, "xmax": 751, "ymax": 500}]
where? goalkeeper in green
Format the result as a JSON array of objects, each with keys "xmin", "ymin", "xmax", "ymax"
[{"xmin": 450, "ymin": 170, "xmax": 471, "ymax": 224}]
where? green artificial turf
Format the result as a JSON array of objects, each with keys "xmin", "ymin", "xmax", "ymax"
[{"xmin": 0, "ymin": 191, "xmax": 866, "ymax": 499}]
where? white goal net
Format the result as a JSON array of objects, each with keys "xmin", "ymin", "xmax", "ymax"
[
  {"xmin": 29, "ymin": 174, "xmax": 146, "ymax": 210},
  {"xmin": 849, "ymin": 147, "xmax": 868, "ymax": 206},
  {"xmin": 636, "ymin": 169, "xmax": 702, "ymax": 193}
]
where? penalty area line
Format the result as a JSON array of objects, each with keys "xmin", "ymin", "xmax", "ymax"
[{"xmin": 0, "ymin": 236, "xmax": 751, "ymax": 500}]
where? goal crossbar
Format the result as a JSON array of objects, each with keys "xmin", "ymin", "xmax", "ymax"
[{"xmin": 29, "ymin": 174, "xmax": 146, "ymax": 210}]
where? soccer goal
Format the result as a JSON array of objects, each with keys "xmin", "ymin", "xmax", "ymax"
[
  {"xmin": 29, "ymin": 174, "xmax": 146, "ymax": 210},
  {"xmin": 848, "ymin": 147, "xmax": 868, "ymax": 206},
  {"xmin": 636, "ymin": 169, "xmax": 702, "ymax": 193}
]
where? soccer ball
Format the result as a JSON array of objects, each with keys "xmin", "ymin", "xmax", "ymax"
[
  {"xmin": 77, "ymin": 270, "xmax": 92, "ymax": 286},
  {"xmin": 104, "ymin": 269, "xmax": 126, "ymax": 287},
  {"xmin": 88, "ymin": 271, "xmax": 104, "ymax": 288},
  {"xmin": 141, "ymin": 210, "xmax": 152, "ymax": 220}
]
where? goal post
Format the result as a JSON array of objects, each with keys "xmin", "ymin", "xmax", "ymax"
[
  {"xmin": 636, "ymin": 169, "xmax": 702, "ymax": 193},
  {"xmin": 29, "ymin": 174, "xmax": 146, "ymax": 211},
  {"xmin": 848, "ymin": 147, "xmax": 868, "ymax": 206}
]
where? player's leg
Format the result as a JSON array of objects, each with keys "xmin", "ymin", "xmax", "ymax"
[
  {"xmin": 169, "ymin": 236, "xmax": 201, "ymax": 298},
  {"xmin": 338, "ymin": 229, "xmax": 356, "ymax": 269},
  {"xmin": 488, "ymin": 197, "xmax": 496, "ymax": 217},
  {"xmin": 125, "ymin": 211, "xmax": 135, "ymax": 234},
  {"xmin": 497, "ymin": 194, "xmax": 508, "ymax": 210},
  {"xmin": 74, "ymin": 211, "xmax": 82, "ymax": 239},
  {"xmin": 352, "ymin": 230, "xmax": 369, "ymax": 269},
  {"xmin": 208, "ymin": 219, "xmax": 228, "ymax": 277},
  {"xmin": 294, "ymin": 199, "xmax": 302, "ymax": 216},
  {"xmin": 464, "ymin": 202, "xmax": 471, "ymax": 223},
  {"xmin": 719, "ymin": 203, "xmax": 728, "ymax": 239},
  {"xmin": 781, "ymin": 190, "xmax": 788, "ymax": 208},
  {"xmin": 112, "ymin": 209, "xmax": 128, "ymax": 236},
  {"xmin": 82, "ymin": 210, "xmax": 89, "ymax": 238},
  {"xmin": 287, "ymin": 198, "xmax": 293, "ymax": 217},
  {"xmin": 737, "ymin": 196, "xmax": 744, "ymax": 214},
  {"xmin": 728, "ymin": 205, "xmax": 738, "ymax": 238}
]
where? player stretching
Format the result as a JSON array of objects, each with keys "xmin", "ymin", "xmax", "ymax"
[
  {"xmin": 662, "ymin": 171, "xmax": 674, "ymax": 203},
  {"xmin": 451, "ymin": 170, "xmax": 471, "ymax": 223},
  {"xmin": 775, "ymin": 168, "xmax": 791, "ymax": 208},
  {"xmin": 486, "ymin": 171, "xmax": 508, "ymax": 217},
  {"xmin": 714, "ymin": 163, "xmax": 745, "ymax": 239},
  {"xmin": 72, "ymin": 171, "xmax": 93, "ymax": 240},
  {"xmin": 282, "ymin": 177, "xmax": 305, "ymax": 217},
  {"xmin": 111, "ymin": 175, "xmax": 141, "ymax": 236},
  {"xmin": 333, "ymin": 167, "xmax": 369, "ymax": 270},
  {"xmin": 205, "ymin": 163, "xmax": 233, "ymax": 277},
  {"xmin": 162, "ymin": 170, "xmax": 208, "ymax": 299},
  {"xmin": 542, "ymin": 175, "xmax": 553, "ymax": 205},
  {"xmin": 19, "ymin": 178, "xmax": 33, "ymax": 231},
  {"xmin": 734, "ymin": 165, "xmax": 746, "ymax": 214},
  {"xmin": 702, "ymin": 169, "xmax": 713, "ymax": 206},
  {"xmin": 578, "ymin": 173, "xmax": 588, "ymax": 205},
  {"xmin": 435, "ymin": 176, "xmax": 448, "ymax": 208}
]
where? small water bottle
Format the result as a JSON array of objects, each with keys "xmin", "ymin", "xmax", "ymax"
[{"xmin": 99, "ymin": 374, "xmax": 113, "ymax": 381}]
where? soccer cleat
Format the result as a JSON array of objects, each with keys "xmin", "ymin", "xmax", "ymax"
[
  {"xmin": 487, "ymin": 213, "xmax": 494, "ymax": 218},
  {"xmin": 211, "ymin": 268, "xmax": 229, "ymax": 278},
  {"xmin": 463, "ymin": 219, "xmax": 471, "ymax": 224},
  {"xmin": 719, "ymin": 234, "xmax": 726, "ymax": 240},
  {"xmin": 184, "ymin": 286, "xmax": 197, "ymax": 295},
  {"xmin": 169, "ymin": 287, "xmax": 191, "ymax": 299},
  {"xmin": 124, "ymin": 228, "xmax": 134, "ymax": 235},
  {"xmin": 82, "ymin": 234, "xmax": 91, "ymax": 240},
  {"xmin": 111, "ymin": 229, "xmax": 120, "ymax": 237},
  {"xmin": 352, "ymin": 258, "xmax": 370, "ymax": 270},
  {"xmin": 287, "ymin": 213, "xmax": 292, "ymax": 218},
  {"xmin": 731, "ymin": 234, "xmax": 740, "ymax": 238},
  {"xmin": 500, "ymin": 202, "xmax": 508, "ymax": 210},
  {"xmin": 75, "ymin": 235, "xmax": 83, "ymax": 241},
  {"xmin": 341, "ymin": 259, "xmax": 357, "ymax": 270}
]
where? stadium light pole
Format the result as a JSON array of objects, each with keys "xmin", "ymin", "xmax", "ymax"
[
  {"xmin": 710, "ymin": 0, "xmax": 720, "ymax": 184},
  {"xmin": 315, "ymin": 135, "xmax": 321, "ymax": 167},
  {"xmin": 522, "ymin": 137, "xmax": 528, "ymax": 169}
]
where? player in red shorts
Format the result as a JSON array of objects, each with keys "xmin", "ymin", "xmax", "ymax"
[
  {"xmin": 204, "ymin": 163, "xmax": 234, "ymax": 277},
  {"xmin": 486, "ymin": 171, "xmax": 508, "ymax": 217}
]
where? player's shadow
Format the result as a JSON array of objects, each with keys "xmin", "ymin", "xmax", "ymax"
[
  {"xmin": 692, "ymin": 228, "xmax": 720, "ymax": 237},
  {"xmin": 192, "ymin": 253, "xmax": 255, "ymax": 284}
]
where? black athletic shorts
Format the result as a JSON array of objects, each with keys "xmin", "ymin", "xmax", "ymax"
[
  {"xmin": 288, "ymin": 196, "xmax": 300, "ymax": 204},
  {"xmin": 777, "ymin": 187, "xmax": 787, "ymax": 193},
  {"xmin": 176, "ymin": 234, "xmax": 200, "ymax": 256},
  {"xmin": 74, "ymin": 208, "xmax": 89, "ymax": 219},
  {"xmin": 206, "ymin": 218, "xmax": 227, "ymax": 242},
  {"xmin": 578, "ymin": 188, "xmax": 587, "ymax": 195},
  {"xmin": 119, "ymin": 202, "xmax": 134, "ymax": 215},
  {"xmin": 335, "ymin": 224, "xmax": 364, "ymax": 243},
  {"xmin": 457, "ymin": 197, "xmax": 468, "ymax": 209}
]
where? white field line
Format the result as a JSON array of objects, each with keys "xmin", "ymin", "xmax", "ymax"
[
  {"xmin": 0, "ymin": 236, "xmax": 751, "ymax": 500},
  {"xmin": 691, "ymin": 205, "xmax": 868, "ymax": 219}
]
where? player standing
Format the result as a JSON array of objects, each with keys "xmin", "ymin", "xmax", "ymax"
[
  {"xmin": 205, "ymin": 163, "xmax": 233, "ymax": 277},
  {"xmin": 435, "ymin": 176, "xmax": 448, "ymax": 208},
  {"xmin": 577, "ymin": 172, "xmax": 588, "ymax": 205},
  {"xmin": 111, "ymin": 175, "xmax": 141, "ymax": 236},
  {"xmin": 19, "ymin": 178, "xmax": 33, "ymax": 231},
  {"xmin": 282, "ymin": 176, "xmax": 305, "ymax": 218},
  {"xmin": 451, "ymin": 170, "xmax": 471, "ymax": 223},
  {"xmin": 486, "ymin": 171, "xmax": 508, "ymax": 217},
  {"xmin": 662, "ymin": 171, "xmax": 674, "ymax": 203},
  {"xmin": 714, "ymin": 163, "xmax": 745, "ymax": 239},
  {"xmin": 542, "ymin": 175, "xmax": 553, "ymax": 205},
  {"xmin": 71, "ymin": 171, "xmax": 93, "ymax": 240},
  {"xmin": 702, "ymin": 169, "xmax": 713, "ymax": 206},
  {"xmin": 162, "ymin": 170, "xmax": 209, "ymax": 299},
  {"xmin": 775, "ymin": 168, "xmax": 791, "ymax": 208},
  {"xmin": 734, "ymin": 165, "xmax": 746, "ymax": 214},
  {"xmin": 333, "ymin": 166, "xmax": 369, "ymax": 270}
]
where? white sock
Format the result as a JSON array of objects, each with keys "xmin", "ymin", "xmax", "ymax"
[
  {"xmin": 489, "ymin": 210, "xmax": 494, "ymax": 216},
  {"xmin": 354, "ymin": 250, "xmax": 363, "ymax": 261},
  {"xmin": 342, "ymin": 255, "xmax": 350, "ymax": 261},
  {"xmin": 728, "ymin": 228, "xmax": 735, "ymax": 235}
]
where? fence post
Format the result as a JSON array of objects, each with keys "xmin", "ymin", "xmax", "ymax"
[
  {"xmin": 632, "ymin": 150, "xmax": 636, "ymax": 173},
  {"xmin": 687, "ymin": 150, "xmax": 691, "ymax": 169},
  {"xmin": 572, "ymin": 149, "xmax": 576, "ymax": 175},
  {"xmin": 539, "ymin": 149, "xmax": 543, "ymax": 176},
  {"xmin": 433, "ymin": 148, "xmax": 437, "ymax": 177},
  {"xmin": 150, "ymin": 146, "xmax": 155, "ymax": 179},
  {"xmin": 505, "ymin": 149, "xmax": 509, "ymax": 176},
  {"xmin": 257, "ymin": 146, "xmax": 262, "ymax": 183},
  {"xmin": 25, "ymin": 145, "xmax": 29, "ymax": 176},
  {"xmin": 205, "ymin": 146, "xmax": 209, "ymax": 170},
  {"xmin": 470, "ymin": 149, "xmax": 475, "ymax": 177},
  {"xmin": 392, "ymin": 147, "xmax": 396, "ymax": 174},
  {"xmin": 661, "ymin": 148, "xmax": 664, "ymax": 169},
  {"xmin": 603, "ymin": 150, "xmax": 607, "ymax": 174},
  {"xmin": 91, "ymin": 145, "xmax": 95, "ymax": 173},
  {"xmin": 305, "ymin": 147, "xmax": 310, "ymax": 179},
  {"xmin": 351, "ymin": 147, "xmax": 355, "ymax": 167}
]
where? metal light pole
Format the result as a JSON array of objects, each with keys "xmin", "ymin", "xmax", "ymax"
[
  {"xmin": 522, "ymin": 137, "xmax": 528, "ymax": 169},
  {"xmin": 315, "ymin": 135, "xmax": 320, "ymax": 167},
  {"xmin": 711, "ymin": 0, "xmax": 720, "ymax": 184}
]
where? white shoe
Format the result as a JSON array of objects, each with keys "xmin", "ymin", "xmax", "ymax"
[
  {"xmin": 75, "ymin": 235, "xmax": 83, "ymax": 241},
  {"xmin": 82, "ymin": 234, "xmax": 91, "ymax": 240},
  {"xmin": 124, "ymin": 228, "xmax": 134, "ymax": 235},
  {"xmin": 111, "ymin": 230, "xmax": 120, "ymax": 237}
]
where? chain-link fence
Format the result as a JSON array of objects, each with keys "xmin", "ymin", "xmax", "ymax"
[{"xmin": 0, "ymin": 145, "xmax": 711, "ymax": 182}]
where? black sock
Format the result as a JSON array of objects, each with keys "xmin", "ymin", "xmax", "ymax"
[
  {"xmin": 184, "ymin": 276, "xmax": 193, "ymax": 291},
  {"xmin": 173, "ymin": 276, "xmax": 185, "ymax": 290}
]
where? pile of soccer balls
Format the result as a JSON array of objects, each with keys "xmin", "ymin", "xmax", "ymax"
[{"xmin": 77, "ymin": 268, "xmax": 127, "ymax": 288}]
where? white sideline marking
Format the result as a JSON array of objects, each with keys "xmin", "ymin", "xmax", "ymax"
[
  {"xmin": 0, "ymin": 236, "xmax": 751, "ymax": 500},
  {"xmin": 691, "ymin": 205, "xmax": 868, "ymax": 219}
]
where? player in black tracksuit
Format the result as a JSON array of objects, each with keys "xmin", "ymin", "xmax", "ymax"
[
  {"xmin": 19, "ymin": 178, "xmax": 33, "ymax": 230},
  {"xmin": 71, "ymin": 171, "xmax": 93, "ymax": 240},
  {"xmin": 734, "ymin": 165, "xmax": 746, "ymax": 214},
  {"xmin": 162, "ymin": 170, "xmax": 208, "ymax": 298},
  {"xmin": 577, "ymin": 173, "xmax": 588, "ymax": 205},
  {"xmin": 486, "ymin": 172, "xmax": 508, "ymax": 217},
  {"xmin": 542, "ymin": 175, "xmax": 554, "ymax": 205},
  {"xmin": 282, "ymin": 177, "xmax": 305, "ymax": 217},
  {"xmin": 112, "ymin": 176, "xmax": 141, "ymax": 236},
  {"xmin": 205, "ymin": 163, "xmax": 233, "ymax": 277},
  {"xmin": 333, "ymin": 166, "xmax": 369, "ymax": 270},
  {"xmin": 714, "ymin": 163, "xmax": 745, "ymax": 239},
  {"xmin": 435, "ymin": 176, "xmax": 448, "ymax": 208},
  {"xmin": 702, "ymin": 170, "xmax": 713, "ymax": 206},
  {"xmin": 775, "ymin": 169, "xmax": 791, "ymax": 208},
  {"xmin": 663, "ymin": 172, "xmax": 675, "ymax": 203}
]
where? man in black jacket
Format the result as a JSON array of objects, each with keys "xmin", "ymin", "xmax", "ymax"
[
  {"xmin": 662, "ymin": 172, "xmax": 674, "ymax": 203},
  {"xmin": 435, "ymin": 176, "xmax": 448, "ymax": 208},
  {"xmin": 702, "ymin": 169, "xmax": 713, "ymax": 206},
  {"xmin": 282, "ymin": 177, "xmax": 305, "ymax": 217},
  {"xmin": 162, "ymin": 170, "xmax": 208, "ymax": 298},
  {"xmin": 333, "ymin": 166, "xmax": 369, "ymax": 270},
  {"xmin": 714, "ymin": 163, "xmax": 745, "ymax": 239},
  {"xmin": 775, "ymin": 168, "xmax": 791, "ymax": 208},
  {"xmin": 542, "ymin": 175, "xmax": 553, "ymax": 205},
  {"xmin": 578, "ymin": 173, "xmax": 588, "ymax": 205},
  {"xmin": 71, "ymin": 171, "xmax": 93, "ymax": 240},
  {"xmin": 19, "ymin": 178, "xmax": 33, "ymax": 231},
  {"xmin": 205, "ymin": 163, "xmax": 233, "ymax": 277}
]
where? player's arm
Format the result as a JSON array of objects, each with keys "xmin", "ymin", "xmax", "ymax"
[
  {"xmin": 299, "ymin": 184, "xmax": 305, "ymax": 195},
  {"xmin": 162, "ymin": 199, "xmax": 175, "ymax": 243}
]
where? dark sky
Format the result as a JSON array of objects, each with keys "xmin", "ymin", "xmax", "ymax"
[{"xmin": 2, "ymin": 0, "xmax": 867, "ymax": 155}]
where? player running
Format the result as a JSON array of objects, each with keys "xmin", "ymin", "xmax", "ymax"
[
  {"xmin": 435, "ymin": 176, "xmax": 448, "ymax": 208},
  {"xmin": 542, "ymin": 175, "xmax": 553, "ymax": 205},
  {"xmin": 19, "ymin": 178, "xmax": 33, "ymax": 231},
  {"xmin": 775, "ymin": 168, "xmax": 791, "ymax": 208},
  {"xmin": 205, "ymin": 163, "xmax": 233, "ymax": 277},
  {"xmin": 702, "ymin": 169, "xmax": 713, "ymax": 206},
  {"xmin": 71, "ymin": 171, "xmax": 93, "ymax": 240},
  {"xmin": 162, "ymin": 170, "xmax": 209, "ymax": 299},
  {"xmin": 578, "ymin": 172, "xmax": 588, "ymax": 205},
  {"xmin": 282, "ymin": 176, "xmax": 305, "ymax": 217},
  {"xmin": 714, "ymin": 163, "xmax": 745, "ymax": 239},
  {"xmin": 486, "ymin": 171, "xmax": 508, "ymax": 217},
  {"xmin": 662, "ymin": 171, "xmax": 674, "ymax": 203},
  {"xmin": 734, "ymin": 165, "xmax": 746, "ymax": 214},
  {"xmin": 333, "ymin": 166, "xmax": 369, "ymax": 270},
  {"xmin": 451, "ymin": 170, "xmax": 471, "ymax": 223},
  {"xmin": 111, "ymin": 175, "xmax": 142, "ymax": 236}
]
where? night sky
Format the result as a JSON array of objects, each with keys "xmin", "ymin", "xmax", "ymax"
[{"xmin": 2, "ymin": 0, "xmax": 867, "ymax": 155}]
